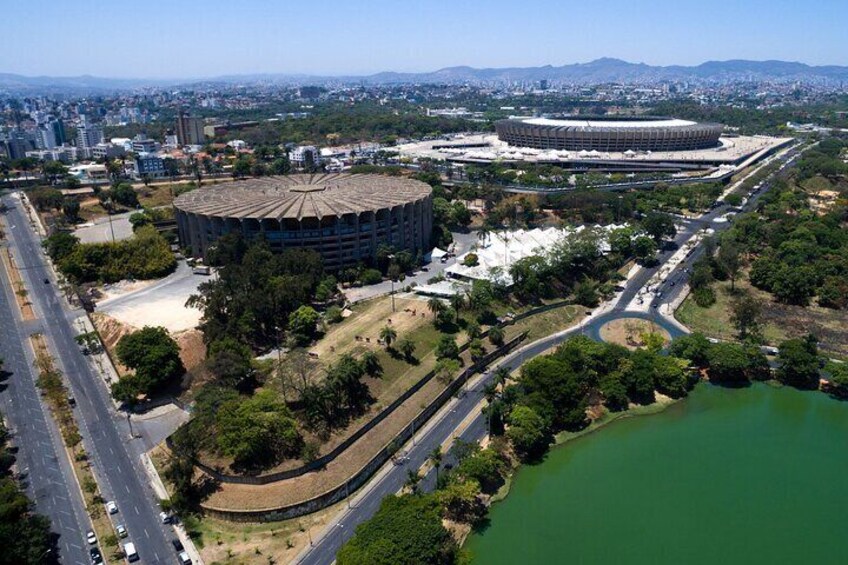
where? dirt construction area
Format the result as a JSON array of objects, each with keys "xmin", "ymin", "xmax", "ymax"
[
  {"xmin": 97, "ymin": 261, "xmax": 206, "ymax": 333},
  {"xmin": 599, "ymin": 318, "xmax": 671, "ymax": 350}
]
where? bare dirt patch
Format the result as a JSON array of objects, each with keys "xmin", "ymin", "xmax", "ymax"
[{"xmin": 599, "ymin": 318, "xmax": 671, "ymax": 350}]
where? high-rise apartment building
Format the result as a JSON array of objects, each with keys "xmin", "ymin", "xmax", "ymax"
[{"xmin": 175, "ymin": 111, "xmax": 205, "ymax": 146}]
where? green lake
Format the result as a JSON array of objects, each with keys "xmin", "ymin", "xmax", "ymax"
[{"xmin": 467, "ymin": 383, "xmax": 848, "ymax": 564}]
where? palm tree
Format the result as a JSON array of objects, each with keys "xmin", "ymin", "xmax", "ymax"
[
  {"xmin": 405, "ymin": 469, "xmax": 422, "ymax": 494},
  {"xmin": 477, "ymin": 226, "xmax": 490, "ymax": 247},
  {"xmin": 492, "ymin": 366, "xmax": 511, "ymax": 388},
  {"xmin": 427, "ymin": 297, "xmax": 446, "ymax": 315},
  {"xmin": 428, "ymin": 446, "xmax": 443, "ymax": 481},
  {"xmin": 379, "ymin": 325, "xmax": 397, "ymax": 349},
  {"xmin": 449, "ymin": 292, "xmax": 465, "ymax": 313},
  {"xmin": 361, "ymin": 351, "xmax": 383, "ymax": 377},
  {"xmin": 397, "ymin": 338, "xmax": 415, "ymax": 361}
]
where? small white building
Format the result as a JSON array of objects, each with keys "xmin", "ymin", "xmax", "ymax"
[{"xmin": 290, "ymin": 145, "xmax": 321, "ymax": 167}]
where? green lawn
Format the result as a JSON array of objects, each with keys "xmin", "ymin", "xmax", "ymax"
[{"xmin": 676, "ymin": 278, "xmax": 788, "ymax": 345}]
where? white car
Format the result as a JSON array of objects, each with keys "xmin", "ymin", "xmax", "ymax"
[
  {"xmin": 159, "ymin": 511, "xmax": 172, "ymax": 524},
  {"xmin": 116, "ymin": 524, "xmax": 127, "ymax": 538},
  {"xmin": 106, "ymin": 500, "xmax": 118, "ymax": 514},
  {"xmin": 86, "ymin": 530, "xmax": 97, "ymax": 545}
]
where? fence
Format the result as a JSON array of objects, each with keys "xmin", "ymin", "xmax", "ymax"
[
  {"xmin": 170, "ymin": 299, "xmax": 574, "ymax": 485},
  {"xmin": 200, "ymin": 331, "xmax": 527, "ymax": 521}
]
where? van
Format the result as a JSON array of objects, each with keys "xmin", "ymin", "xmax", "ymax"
[{"xmin": 123, "ymin": 542, "xmax": 138, "ymax": 562}]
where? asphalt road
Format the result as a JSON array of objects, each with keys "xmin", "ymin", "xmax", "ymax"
[
  {"xmin": 2, "ymin": 194, "xmax": 175, "ymax": 565},
  {"xmin": 296, "ymin": 144, "xmax": 803, "ymax": 565},
  {"xmin": 0, "ymin": 223, "xmax": 90, "ymax": 564}
]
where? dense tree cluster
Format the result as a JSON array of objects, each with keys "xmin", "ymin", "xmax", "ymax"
[
  {"xmin": 337, "ymin": 494, "xmax": 458, "ymax": 565},
  {"xmin": 0, "ymin": 413, "xmax": 54, "ymax": 564},
  {"xmin": 508, "ymin": 227, "xmax": 622, "ymax": 302},
  {"xmin": 339, "ymin": 441, "xmax": 509, "ymax": 564},
  {"xmin": 43, "ymin": 225, "xmax": 176, "ymax": 284},
  {"xmin": 720, "ymin": 146, "xmax": 848, "ymax": 308},
  {"xmin": 187, "ymin": 235, "xmax": 324, "ymax": 350},
  {"xmin": 112, "ymin": 326, "xmax": 185, "ymax": 403},
  {"xmin": 216, "ymin": 390, "xmax": 303, "ymax": 469},
  {"xmin": 494, "ymin": 335, "xmax": 693, "ymax": 461}
]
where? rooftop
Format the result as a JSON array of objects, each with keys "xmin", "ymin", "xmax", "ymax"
[
  {"xmin": 520, "ymin": 117, "xmax": 698, "ymax": 128},
  {"xmin": 173, "ymin": 173, "xmax": 432, "ymax": 221}
]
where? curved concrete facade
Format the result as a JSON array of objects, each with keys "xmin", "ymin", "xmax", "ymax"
[
  {"xmin": 174, "ymin": 174, "xmax": 433, "ymax": 269},
  {"xmin": 495, "ymin": 116, "xmax": 723, "ymax": 152}
]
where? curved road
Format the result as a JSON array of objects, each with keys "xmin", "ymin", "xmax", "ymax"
[{"xmin": 296, "ymin": 143, "xmax": 803, "ymax": 565}]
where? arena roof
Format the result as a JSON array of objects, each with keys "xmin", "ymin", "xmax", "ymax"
[
  {"xmin": 520, "ymin": 117, "xmax": 697, "ymax": 128},
  {"xmin": 173, "ymin": 173, "xmax": 432, "ymax": 221}
]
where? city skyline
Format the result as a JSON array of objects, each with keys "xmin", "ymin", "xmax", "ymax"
[{"xmin": 1, "ymin": 0, "xmax": 846, "ymax": 78}]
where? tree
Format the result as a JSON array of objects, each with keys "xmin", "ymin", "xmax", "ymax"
[
  {"xmin": 128, "ymin": 211, "xmax": 152, "ymax": 230},
  {"xmin": 488, "ymin": 325, "xmax": 505, "ymax": 346},
  {"xmin": 437, "ymin": 480, "xmax": 485, "ymax": 524},
  {"xmin": 573, "ymin": 279, "xmax": 599, "ymax": 307},
  {"xmin": 706, "ymin": 342, "xmax": 759, "ymax": 384},
  {"xmin": 207, "ymin": 337, "xmax": 254, "ymax": 390},
  {"xmin": 28, "ymin": 187, "xmax": 64, "ymax": 211},
  {"xmin": 632, "ymin": 235, "xmax": 657, "ymax": 263},
  {"xmin": 427, "ymin": 297, "xmax": 447, "ymax": 316},
  {"xmin": 361, "ymin": 351, "xmax": 383, "ymax": 377},
  {"xmin": 453, "ymin": 448, "xmax": 505, "ymax": 493},
  {"xmin": 669, "ymin": 333, "xmax": 712, "ymax": 367},
  {"xmin": 217, "ymin": 390, "xmax": 303, "ymax": 469},
  {"xmin": 114, "ymin": 326, "xmax": 185, "ymax": 401},
  {"xmin": 825, "ymin": 361, "xmax": 848, "ymax": 396},
  {"xmin": 43, "ymin": 231, "xmax": 79, "ymax": 262},
  {"xmin": 379, "ymin": 325, "xmax": 397, "ymax": 350},
  {"xmin": 642, "ymin": 211, "xmax": 676, "ymax": 243},
  {"xmin": 428, "ymin": 446, "xmax": 443, "ymax": 482},
  {"xmin": 397, "ymin": 338, "xmax": 416, "ymax": 361},
  {"xmin": 289, "ymin": 305, "xmax": 320, "ymax": 345},
  {"xmin": 435, "ymin": 335, "xmax": 459, "ymax": 360},
  {"xmin": 818, "ymin": 276, "xmax": 848, "ymax": 310},
  {"xmin": 110, "ymin": 182, "xmax": 139, "ymax": 208},
  {"xmin": 520, "ymin": 356, "xmax": 587, "ymax": 430},
  {"xmin": 337, "ymin": 494, "xmax": 456, "ymax": 565},
  {"xmin": 771, "ymin": 265, "xmax": 818, "ymax": 306},
  {"xmin": 651, "ymin": 355, "xmax": 690, "ymax": 398},
  {"xmin": 506, "ymin": 405, "xmax": 548, "ymax": 460},
  {"xmin": 62, "ymin": 199, "xmax": 80, "ymax": 221},
  {"xmin": 600, "ymin": 373, "xmax": 629, "ymax": 411},
  {"xmin": 717, "ymin": 239, "xmax": 744, "ymax": 292},
  {"xmin": 776, "ymin": 335, "xmax": 821, "ymax": 389},
  {"xmin": 729, "ymin": 291, "xmax": 762, "ymax": 341},
  {"xmin": 434, "ymin": 358, "xmax": 461, "ymax": 385}
]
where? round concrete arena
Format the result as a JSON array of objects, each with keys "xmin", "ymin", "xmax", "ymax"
[
  {"xmin": 174, "ymin": 173, "xmax": 433, "ymax": 269},
  {"xmin": 495, "ymin": 116, "xmax": 724, "ymax": 152}
]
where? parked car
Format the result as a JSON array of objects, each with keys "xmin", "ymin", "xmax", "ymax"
[
  {"xmin": 89, "ymin": 547, "xmax": 103, "ymax": 565},
  {"xmin": 86, "ymin": 530, "xmax": 97, "ymax": 545},
  {"xmin": 178, "ymin": 551, "xmax": 192, "ymax": 565},
  {"xmin": 105, "ymin": 500, "xmax": 118, "ymax": 514},
  {"xmin": 171, "ymin": 538, "xmax": 184, "ymax": 552},
  {"xmin": 116, "ymin": 524, "xmax": 127, "ymax": 538},
  {"xmin": 159, "ymin": 511, "xmax": 172, "ymax": 524}
]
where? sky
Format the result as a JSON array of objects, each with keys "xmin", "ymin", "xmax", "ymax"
[{"xmin": 1, "ymin": 0, "xmax": 846, "ymax": 78}]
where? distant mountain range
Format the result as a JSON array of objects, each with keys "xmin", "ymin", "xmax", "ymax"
[{"xmin": 2, "ymin": 58, "xmax": 848, "ymax": 93}]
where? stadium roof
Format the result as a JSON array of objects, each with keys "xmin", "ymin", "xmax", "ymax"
[
  {"xmin": 521, "ymin": 117, "xmax": 697, "ymax": 128},
  {"xmin": 173, "ymin": 173, "xmax": 431, "ymax": 221}
]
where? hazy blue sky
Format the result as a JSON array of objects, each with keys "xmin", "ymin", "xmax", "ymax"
[{"xmin": 1, "ymin": 0, "xmax": 846, "ymax": 78}]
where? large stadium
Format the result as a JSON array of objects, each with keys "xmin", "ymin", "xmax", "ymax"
[
  {"xmin": 495, "ymin": 116, "xmax": 724, "ymax": 152},
  {"xmin": 174, "ymin": 174, "xmax": 433, "ymax": 268}
]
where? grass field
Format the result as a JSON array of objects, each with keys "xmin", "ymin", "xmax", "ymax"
[
  {"xmin": 505, "ymin": 303, "xmax": 582, "ymax": 343},
  {"xmin": 676, "ymin": 273, "xmax": 848, "ymax": 358}
]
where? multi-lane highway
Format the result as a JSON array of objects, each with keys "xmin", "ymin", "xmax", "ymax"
[
  {"xmin": 296, "ymin": 144, "xmax": 803, "ymax": 564},
  {"xmin": 0, "ymin": 217, "xmax": 90, "ymax": 564},
  {"xmin": 2, "ymin": 194, "xmax": 175, "ymax": 564}
]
